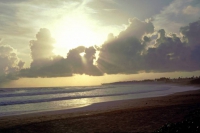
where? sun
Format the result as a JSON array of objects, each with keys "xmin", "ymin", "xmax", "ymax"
[
  {"xmin": 52, "ymin": 13, "xmax": 105, "ymax": 57},
  {"xmin": 79, "ymin": 52, "xmax": 86, "ymax": 57}
]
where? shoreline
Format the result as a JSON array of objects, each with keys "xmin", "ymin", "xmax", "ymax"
[
  {"xmin": 0, "ymin": 82, "xmax": 200, "ymax": 118},
  {"xmin": 1, "ymin": 87, "xmax": 200, "ymax": 132}
]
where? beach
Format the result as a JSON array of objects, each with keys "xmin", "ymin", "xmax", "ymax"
[
  {"xmin": 1, "ymin": 1, "xmax": 200, "ymax": 132},
  {"xmin": 0, "ymin": 86, "xmax": 200, "ymax": 133}
]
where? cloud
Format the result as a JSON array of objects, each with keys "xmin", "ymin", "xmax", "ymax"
[
  {"xmin": 3, "ymin": 18, "xmax": 200, "ymax": 82},
  {"xmin": 0, "ymin": 0, "xmax": 26, "ymax": 3},
  {"xmin": 153, "ymin": 0, "xmax": 200, "ymax": 33},
  {"xmin": 120, "ymin": 18, "xmax": 154, "ymax": 39},
  {"xmin": 86, "ymin": 0, "xmax": 174, "ymax": 26},
  {"xmin": 0, "ymin": 45, "xmax": 25, "ymax": 84},
  {"xmin": 29, "ymin": 28, "xmax": 55, "ymax": 67},
  {"xmin": 86, "ymin": 0, "xmax": 129, "ymax": 25},
  {"xmin": 20, "ymin": 46, "xmax": 102, "ymax": 77},
  {"xmin": 97, "ymin": 18, "xmax": 154, "ymax": 74},
  {"xmin": 66, "ymin": 46, "xmax": 102, "ymax": 76},
  {"xmin": 97, "ymin": 18, "xmax": 200, "ymax": 74},
  {"xmin": 19, "ymin": 29, "xmax": 102, "ymax": 77},
  {"xmin": 183, "ymin": 5, "xmax": 200, "ymax": 15},
  {"xmin": 180, "ymin": 20, "xmax": 200, "ymax": 67},
  {"xmin": 180, "ymin": 20, "xmax": 200, "ymax": 46},
  {"xmin": 0, "ymin": 0, "xmax": 85, "ymax": 68},
  {"xmin": 19, "ymin": 56, "xmax": 72, "ymax": 77},
  {"xmin": 0, "ymin": 1, "xmax": 35, "ymax": 37},
  {"xmin": 0, "ymin": 45, "xmax": 24, "ymax": 74},
  {"xmin": 144, "ymin": 29, "xmax": 190, "ymax": 72},
  {"xmin": 19, "ymin": 28, "xmax": 71, "ymax": 77}
]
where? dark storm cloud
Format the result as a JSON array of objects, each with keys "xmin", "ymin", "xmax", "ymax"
[
  {"xmin": 97, "ymin": 19, "xmax": 200, "ymax": 74},
  {"xmin": 6, "ymin": 18, "xmax": 200, "ymax": 80},
  {"xmin": 180, "ymin": 20, "xmax": 200, "ymax": 68},
  {"xmin": 20, "ymin": 58, "xmax": 72, "ymax": 77},
  {"xmin": 66, "ymin": 46, "xmax": 102, "ymax": 76},
  {"xmin": 180, "ymin": 20, "xmax": 200, "ymax": 46},
  {"xmin": 97, "ymin": 18, "xmax": 154, "ymax": 74},
  {"xmin": 144, "ymin": 29, "xmax": 191, "ymax": 72}
]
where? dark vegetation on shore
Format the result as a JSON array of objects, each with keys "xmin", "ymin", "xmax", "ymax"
[
  {"xmin": 190, "ymin": 78, "xmax": 200, "ymax": 84},
  {"xmin": 102, "ymin": 76, "xmax": 200, "ymax": 85}
]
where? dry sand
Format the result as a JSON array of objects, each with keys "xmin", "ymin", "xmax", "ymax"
[{"xmin": 0, "ymin": 87, "xmax": 200, "ymax": 133}]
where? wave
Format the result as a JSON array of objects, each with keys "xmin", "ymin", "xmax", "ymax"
[
  {"xmin": 0, "ymin": 87, "xmax": 104, "ymax": 97},
  {"xmin": 0, "ymin": 87, "xmax": 169, "ymax": 106}
]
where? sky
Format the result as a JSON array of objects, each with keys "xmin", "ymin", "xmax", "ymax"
[{"xmin": 1, "ymin": 0, "xmax": 200, "ymax": 87}]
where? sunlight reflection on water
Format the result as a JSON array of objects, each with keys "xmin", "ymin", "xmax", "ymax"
[
  {"xmin": 0, "ymin": 84, "xmax": 199, "ymax": 117},
  {"xmin": 58, "ymin": 98, "xmax": 93, "ymax": 108}
]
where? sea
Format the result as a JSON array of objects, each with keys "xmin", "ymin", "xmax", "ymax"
[{"xmin": 0, "ymin": 83, "xmax": 199, "ymax": 117}]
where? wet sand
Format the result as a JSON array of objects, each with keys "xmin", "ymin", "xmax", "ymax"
[{"xmin": 0, "ymin": 88, "xmax": 200, "ymax": 133}]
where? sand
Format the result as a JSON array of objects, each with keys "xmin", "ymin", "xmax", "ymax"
[{"xmin": 0, "ymin": 87, "xmax": 200, "ymax": 133}]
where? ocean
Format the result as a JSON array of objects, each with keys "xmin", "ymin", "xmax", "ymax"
[{"xmin": 0, "ymin": 83, "xmax": 199, "ymax": 117}]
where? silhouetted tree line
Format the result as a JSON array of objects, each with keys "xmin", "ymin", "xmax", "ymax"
[{"xmin": 102, "ymin": 76, "xmax": 200, "ymax": 85}]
